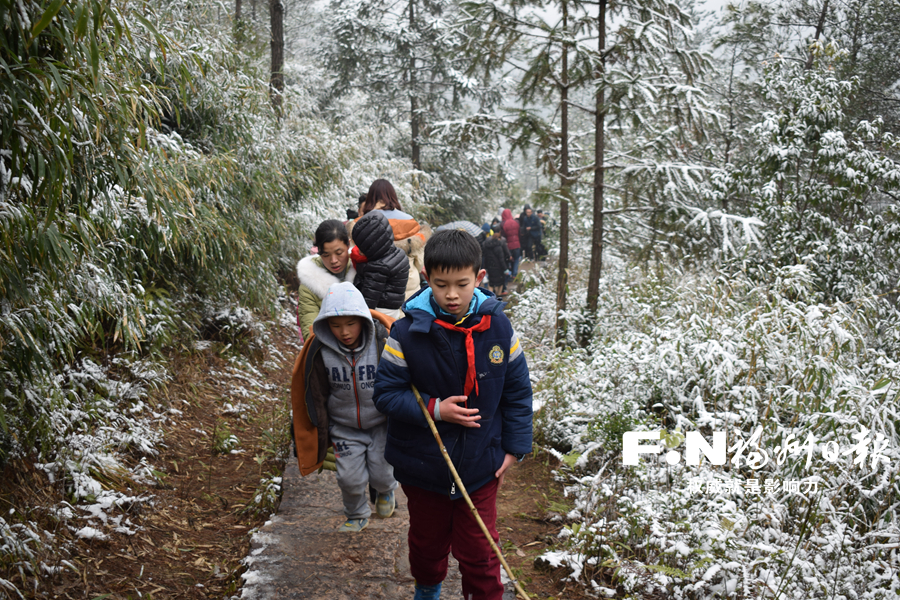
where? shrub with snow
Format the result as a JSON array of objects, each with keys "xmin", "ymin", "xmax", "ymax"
[{"xmin": 514, "ymin": 261, "xmax": 900, "ymax": 598}]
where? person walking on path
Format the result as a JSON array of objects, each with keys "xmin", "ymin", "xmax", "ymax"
[
  {"xmin": 351, "ymin": 210, "xmax": 410, "ymax": 320},
  {"xmin": 296, "ymin": 220, "xmax": 357, "ymax": 340},
  {"xmin": 500, "ymin": 209, "xmax": 521, "ymax": 279},
  {"xmin": 358, "ymin": 179, "xmax": 432, "ymax": 299},
  {"xmin": 482, "ymin": 229, "xmax": 510, "ymax": 296},
  {"xmin": 519, "ymin": 205, "xmax": 541, "ymax": 261},
  {"xmin": 373, "ymin": 229, "xmax": 534, "ymax": 600},
  {"xmin": 302, "ymin": 282, "xmax": 399, "ymax": 532}
]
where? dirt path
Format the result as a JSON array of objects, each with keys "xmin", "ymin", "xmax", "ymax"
[
  {"xmin": 2, "ymin": 281, "xmax": 590, "ymax": 599},
  {"xmin": 239, "ymin": 451, "xmax": 586, "ymax": 600},
  {"xmin": 238, "ymin": 462, "xmax": 466, "ymax": 599}
]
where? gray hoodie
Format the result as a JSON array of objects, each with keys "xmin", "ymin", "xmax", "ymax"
[{"xmin": 312, "ymin": 282, "xmax": 386, "ymax": 430}]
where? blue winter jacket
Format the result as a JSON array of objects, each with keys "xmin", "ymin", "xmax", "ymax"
[{"xmin": 373, "ymin": 286, "xmax": 533, "ymax": 498}]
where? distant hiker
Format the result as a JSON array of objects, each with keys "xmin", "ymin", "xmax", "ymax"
[
  {"xmin": 517, "ymin": 206, "xmax": 529, "ymax": 259},
  {"xmin": 296, "ymin": 220, "xmax": 356, "ymax": 341},
  {"xmin": 358, "ymin": 179, "xmax": 431, "ymax": 299},
  {"xmin": 350, "ymin": 210, "xmax": 410, "ymax": 319},
  {"xmin": 373, "ymin": 229, "xmax": 533, "ymax": 600},
  {"xmin": 482, "ymin": 229, "xmax": 510, "ymax": 296},
  {"xmin": 520, "ymin": 205, "xmax": 541, "ymax": 261},
  {"xmin": 307, "ymin": 282, "xmax": 398, "ymax": 532},
  {"xmin": 534, "ymin": 209, "xmax": 548, "ymax": 259},
  {"xmin": 500, "ymin": 208, "xmax": 521, "ymax": 279},
  {"xmin": 478, "ymin": 222, "xmax": 492, "ymax": 270},
  {"xmin": 499, "ymin": 234, "xmax": 512, "ymax": 295}
]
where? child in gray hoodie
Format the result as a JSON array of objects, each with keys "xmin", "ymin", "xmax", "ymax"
[{"xmin": 309, "ymin": 281, "xmax": 398, "ymax": 532}]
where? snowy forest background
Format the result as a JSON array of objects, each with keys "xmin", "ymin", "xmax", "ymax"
[{"xmin": 2, "ymin": 0, "xmax": 900, "ymax": 596}]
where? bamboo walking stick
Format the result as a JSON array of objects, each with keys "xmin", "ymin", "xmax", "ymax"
[{"xmin": 411, "ymin": 385, "xmax": 529, "ymax": 600}]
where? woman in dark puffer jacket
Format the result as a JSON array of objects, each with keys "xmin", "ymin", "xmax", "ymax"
[{"xmin": 350, "ymin": 210, "xmax": 410, "ymax": 319}]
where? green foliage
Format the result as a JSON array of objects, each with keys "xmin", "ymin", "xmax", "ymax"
[
  {"xmin": 0, "ymin": 0, "xmax": 334, "ymax": 471},
  {"xmin": 584, "ymin": 402, "xmax": 638, "ymax": 457},
  {"xmin": 212, "ymin": 422, "xmax": 240, "ymax": 455},
  {"xmin": 709, "ymin": 42, "xmax": 900, "ymax": 300}
]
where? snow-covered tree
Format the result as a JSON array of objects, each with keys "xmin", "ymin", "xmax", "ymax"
[
  {"xmin": 461, "ymin": 0, "xmax": 715, "ymax": 336},
  {"xmin": 711, "ymin": 0, "xmax": 900, "ymax": 135},
  {"xmin": 713, "ymin": 42, "xmax": 900, "ymax": 300},
  {"xmin": 325, "ymin": 0, "xmax": 479, "ymax": 166},
  {"xmin": 583, "ymin": 0, "xmax": 713, "ymax": 310},
  {"xmin": 321, "ymin": 0, "xmax": 509, "ymax": 217},
  {"xmin": 460, "ymin": 0, "xmax": 587, "ymax": 343}
]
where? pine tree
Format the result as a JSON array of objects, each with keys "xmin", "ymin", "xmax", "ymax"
[
  {"xmin": 461, "ymin": 0, "xmax": 712, "ymax": 342},
  {"xmin": 461, "ymin": 0, "xmax": 584, "ymax": 344},
  {"xmin": 324, "ymin": 0, "xmax": 479, "ymax": 168},
  {"xmin": 712, "ymin": 0, "xmax": 900, "ymax": 135},
  {"xmin": 584, "ymin": 0, "xmax": 711, "ymax": 311}
]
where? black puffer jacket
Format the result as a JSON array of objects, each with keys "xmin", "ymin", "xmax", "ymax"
[
  {"xmin": 482, "ymin": 237, "xmax": 509, "ymax": 282},
  {"xmin": 351, "ymin": 211, "xmax": 410, "ymax": 310}
]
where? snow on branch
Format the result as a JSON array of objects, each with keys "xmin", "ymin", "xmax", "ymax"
[{"xmin": 687, "ymin": 208, "xmax": 765, "ymax": 255}]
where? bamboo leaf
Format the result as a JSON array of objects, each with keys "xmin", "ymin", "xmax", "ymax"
[
  {"xmin": 872, "ymin": 377, "xmax": 891, "ymax": 391},
  {"xmin": 89, "ymin": 32, "xmax": 99, "ymax": 81},
  {"xmin": 29, "ymin": 0, "xmax": 68, "ymax": 44},
  {"xmin": 74, "ymin": 2, "xmax": 89, "ymax": 39}
]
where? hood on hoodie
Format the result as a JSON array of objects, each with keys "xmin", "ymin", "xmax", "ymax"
[
  {"xmin": 312, "ymin": 282, "xmax": 375, "ymax": 352},
  {"xmin": 404, "ymin": 286, "xmax": 492, "ymax": 320},
  {"xmin": 501, "ymin": 208, "xmax": 514, "ymax": 222}
]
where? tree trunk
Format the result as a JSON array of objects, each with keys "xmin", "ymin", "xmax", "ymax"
[
  {"xmin": 409, "ymin": 0, "xmax": 421, "ymax": 169},
  {"xmin": 722, "ymin": 42, "xmax": 737, "ymax": 209},
  {"xmin": 556, "ymin": 0, "xmax": 570, "ymax": 348},
  {"xmin": 270, "ymin": 0, "xmax": 284, "ymax": 116},
  {"xmin": 234, "ymin": 0, "xmax": 243, "ymax": 42},
  {"xmin": 411, "ymin": 93, "xmax": 420, "ymax": 169},
  {"xmin": 805, "ymin": 0, "xmax": 829, "ymax": 70},
  {"xmin": 585, "ymin": 0, "xmax": 606, "ymax": 318}
]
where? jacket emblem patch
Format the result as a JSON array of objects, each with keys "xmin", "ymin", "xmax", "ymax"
[{"xmin": 489, "ymin": 345, "xmax": 504, "ymax": 365}]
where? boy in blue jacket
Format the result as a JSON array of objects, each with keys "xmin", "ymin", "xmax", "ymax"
[{"xmin": 373, "ymin": 229, "xmax": 533, "ymax": 600}]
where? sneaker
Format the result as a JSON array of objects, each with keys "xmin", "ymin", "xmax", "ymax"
[
  {"xmin": 376, "ymin": 490, "xmax": 396, "ymax": 518},
  {"xmin": 337, "ymin": 518, "xmax": 368, "ymax": 532},
  {"xmin": 413, "ymin": 581, "xmax": 442, "ymax": 600}
]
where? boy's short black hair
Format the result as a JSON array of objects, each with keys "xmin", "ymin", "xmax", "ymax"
[{"xmin": 424, "ymin": 229, "xmax": 481, "ymax": 276}]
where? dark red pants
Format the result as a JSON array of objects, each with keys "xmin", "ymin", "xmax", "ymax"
[{"xmin": 403, "ymin": 479, "xmax": 503, "ymax": 600}]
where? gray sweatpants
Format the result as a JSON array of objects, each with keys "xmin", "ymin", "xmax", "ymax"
[{"xmin": 329, "ymin": 421, "xmax": 398, "ymax": 519}]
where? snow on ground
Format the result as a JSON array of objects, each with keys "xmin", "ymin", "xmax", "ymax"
[
  {"xmin": 511, "ymin": 260, "xmax": 900, "ymax": 598},
  {"xmin": 0, "ymin": 307, "xmax": 297, "ymax": 596}
]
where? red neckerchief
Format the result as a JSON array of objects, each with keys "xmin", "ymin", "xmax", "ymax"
[
  {"xmin": 349, "ymin": 245, "xmax": 368, "ymax": 268},
  {"xmin": 434, "ymin": 315, "xmax": 492, "ymax": 400}
]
